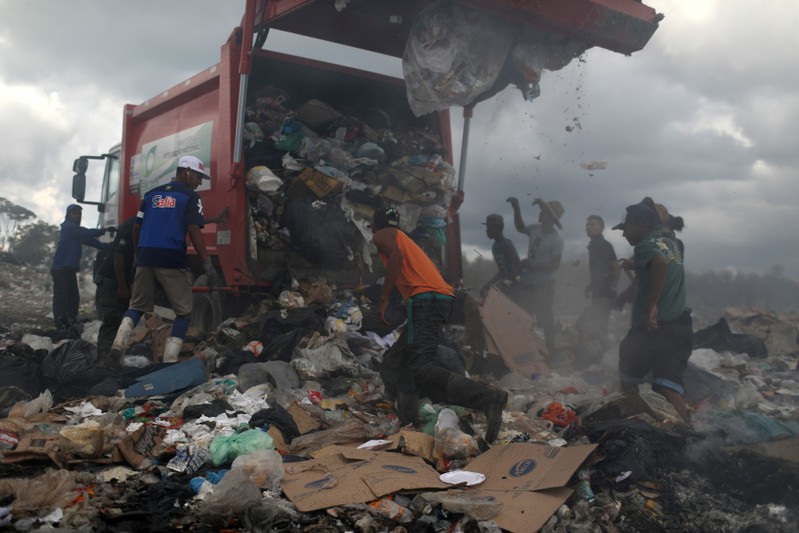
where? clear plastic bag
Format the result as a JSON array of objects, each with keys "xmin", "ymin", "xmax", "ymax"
[
  {"xmin": 231, "ymin": 449, "xmax": 284, "ymax": 493},
  {"xmin": 201, "ymin": 469, "xmax": 262, "ymax": 514},
  {"xmin": 20, "ymin": 390, "xmax": 53, "ymax": 419},
  {"xmin": 433, "ymin": 408, "xmax": 479, "ymax": 470}
]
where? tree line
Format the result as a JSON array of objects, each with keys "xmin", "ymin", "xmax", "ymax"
[{"xmin": 0, "ymin": 196, "xmax": 60, "ymax": 266}]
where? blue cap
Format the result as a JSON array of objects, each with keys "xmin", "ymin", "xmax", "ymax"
[{"xmin": 66, "ymin": 204, "xmax": 82, "ymax": 216}]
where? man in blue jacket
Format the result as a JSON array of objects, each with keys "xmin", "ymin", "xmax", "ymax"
[{"xmin": 51, "ymin": 204, "xmax": 112, "ymax": 333}]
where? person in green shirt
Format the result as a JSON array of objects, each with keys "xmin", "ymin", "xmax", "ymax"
[{"xmin": 613, "ymin": 202, "xmax": 692, "ymax": 421}]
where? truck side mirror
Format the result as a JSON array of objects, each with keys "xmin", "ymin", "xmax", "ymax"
[
  {"xmin": 73, "ymin": 157, "xmax": 89, "ymax": 174},
  {"xmin": 72, "ymin": 172, "xmax": 86, "ymax": 202}
]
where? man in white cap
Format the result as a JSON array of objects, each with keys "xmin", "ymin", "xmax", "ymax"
[
  {"xmin": 109, "ymin": 155, "xmax": 218, "ymax": 365},
  {"xmin": 506, "ymin": 196, "xmax": 564, "ymax": 357}
]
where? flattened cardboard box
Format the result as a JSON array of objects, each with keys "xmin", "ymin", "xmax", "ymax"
[
  {"xmin": 480, "ymin": 287, "xmax": 550, "ymax": 378},
  {"xmin": 465, "ymin": 443, "xmax": 597, "ymax": 533},
  {"xmin": 386, "ymin": 430, "xmax": 436, "ymax": 463},
  {"xmin": 282, "ymin": 448, "xmax": 447, "ymax": 512},
  {"xmin": 0, "ymin": 431, "xmax": 61, "ymax": 465}
]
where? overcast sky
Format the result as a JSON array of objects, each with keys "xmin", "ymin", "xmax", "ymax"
[{"xmin": 1, "ymin": 1, "xmax": 797, "ymax": 277}]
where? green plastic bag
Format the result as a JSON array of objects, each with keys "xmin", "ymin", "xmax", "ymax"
[
  {"xmin": 273, "ymin": 131, "xmax": 304, "ymax": 153},
  {"xmin": 210, "ymin": 429, "xmax": 274, "ymax": 466}
]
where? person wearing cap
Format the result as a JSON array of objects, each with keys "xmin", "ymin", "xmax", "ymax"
[
  {"xmin": 506, "ymin": 196, "xmax": 564, "ymax": 356},
  {"xmin": 480, "ymin": 213, "xmax": 521, "ymax": 298},
  {"xmin": 613, "ymin": 202, "xmax": 692, "ymax": 420},
  {"xmin": 371, "ymin": 206, "xmax": 508, "ymax": 443},
  {"xmin": 51, "ymin": 204, "xmax": 114, "ymax": 334},
  {"xmin": 109, "ymin": 155, "xmax": 218, "ymax": 366},
  {"xmin": 575, "ymin": 214, "xmax": 619, "ymax": 364}
]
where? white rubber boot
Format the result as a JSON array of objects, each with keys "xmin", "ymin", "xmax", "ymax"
[
  {"xmin": 109, "ymin": 317, "xmax": 135, "ymax": 366},
  {"xmin": 163, "ymin": 336, "xmax": 184, "ymax": 363}
]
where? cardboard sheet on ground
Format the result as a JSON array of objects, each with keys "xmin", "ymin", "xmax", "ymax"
[
  {"xmin": 464, "ymin": 443, "xmax": 597, "ymax": 532},
  {"xmin": 282, "ymin": 448, "xmax": 447, "ymax": 512},
  {"xmin": 479, "ymin": 287, "xmax": 549, "ymax": 378},
  {"xmin": 0, "ymin": 431, "xmax": 61, "ymax": 465}
]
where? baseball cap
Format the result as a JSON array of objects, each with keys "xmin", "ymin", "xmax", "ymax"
[
  {"xmin": 612, "ymin": 203, "xmax": 659, "ymax": 230},
  {"xmin": 482, "ymin": 214, "xmax": 504, "ymax": 226},
  {"xmin": 178, "ymin": 155, "xmax": 212, "ymax": 180},
  {"xmin": 372, "ymin": 207, "xmax": 400, "ymax": 230},
  {"xmin": 65, "ymin": 204, "xmax": 82, "ymax": 217}
]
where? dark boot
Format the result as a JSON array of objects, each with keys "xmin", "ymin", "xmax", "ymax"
[
  {"xmin": 417, "ymin": 366, "xmax": 508, "ymax": 443},
  {"xmin": 395, "ymin": 392, "xmax": 420, "ymax": 427}
]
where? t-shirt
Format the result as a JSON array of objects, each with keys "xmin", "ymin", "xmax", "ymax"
[
  {"xmin": 588, "ymin": 234, "xmax": 617, "ymax": 300},
  {"xmin": 136, "ymin": 181, "xmax": 204, "ymax": 269},
  {"xmin": 632, "ymin": 229, "xmax": 686, "ymax": 326},
  {"xmin": 492, "ymin": 238, "xmax": 521, "ymax": 281},
  {"xmin": 98, "ymin": 216, "xmax": 137, "ymax": 284},
  {"xmin": 378, "ymin": 229, "xmax": 454, "ymax": 300},
  {"xmin": 522, "ymin": 224, "xmax": 563, "ymax": 285}
]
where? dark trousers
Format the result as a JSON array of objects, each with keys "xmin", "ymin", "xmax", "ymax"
[
  {"xmin": 51, "ymin": 267, "xmax": 79, "ymax": 329},
  {"xmin": 519, "ymin": 281, "xmax": 556, "ymax": 353},
  {"xmin": 383, "ymin": 296, "xmax": 454, "ymax": 398},
  {"xmin": 96, "ymin": 276, "xmax": 129, "ymax": 357}
]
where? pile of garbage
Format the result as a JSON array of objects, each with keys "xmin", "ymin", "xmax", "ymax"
[
  {"xmin": 241, "ymin": 77, "xmax": 456, "ymax": 279},
  {"xmin": 1, "ymin": 291, "xmax": 798, "ymax": 531}
]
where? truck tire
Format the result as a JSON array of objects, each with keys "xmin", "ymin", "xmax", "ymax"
[{"xmin": 191, "ymin": 274, "xmax": 222, "ymax": 332}]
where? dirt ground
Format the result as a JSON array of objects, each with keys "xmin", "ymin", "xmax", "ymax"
[{"xmin": 0, "ymin": 261, "xmax": 96, "ymax": 335}]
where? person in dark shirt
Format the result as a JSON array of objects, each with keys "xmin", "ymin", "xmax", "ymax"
[
  {"xmin": 109, "ymin": 156, "xmax": 218, "ymax": 365},
  {"xmin": 95, "ymin": 216, "xmax": 136, "ymax": 360},
  {"xmin": 480, "ymin": 213, "xmax": 521, "ymax": 298},
  {"xmin": 576, "ymin": 215, "xmax": 618, "ymax": 365},
  {"xmin": 50, "ymin": 204, "xmax": 112, "ymax": 333},
  {"xmin": 614, "ymin": 203, "xmax": 692, "ymax": 421}
]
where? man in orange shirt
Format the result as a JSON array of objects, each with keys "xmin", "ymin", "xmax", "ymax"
[{"xmin": 372, "ymin": 207, "xmax": 508, "ymax": 443}]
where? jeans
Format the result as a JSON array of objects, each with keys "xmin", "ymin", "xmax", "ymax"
[{"xmin": 382, "ymin": 295, "xmax": 455, "ymax": 397}]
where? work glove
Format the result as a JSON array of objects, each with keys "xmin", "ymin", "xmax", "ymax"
[{"xmin": 202, "ymin": 257, "xmax": 218, "ymax": 288}]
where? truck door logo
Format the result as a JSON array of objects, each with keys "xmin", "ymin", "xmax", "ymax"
[{"xmin": 152, "ymin": 195, "xmax": 176, "ymax": 208}]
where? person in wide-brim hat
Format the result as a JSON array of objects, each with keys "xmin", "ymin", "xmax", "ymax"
[{"xmin": 505, "ymin": 195, "xmax": 565, "ymax": 357}]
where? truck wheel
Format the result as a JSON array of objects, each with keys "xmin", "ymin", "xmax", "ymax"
[{"xmin": 191, "ymin": 275, "xmax": 222, "ymax": 332}]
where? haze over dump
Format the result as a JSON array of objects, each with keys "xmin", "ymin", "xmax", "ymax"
[{"xmin": 1, "ymin": 1, "xmax": 797, "ymax": 276}]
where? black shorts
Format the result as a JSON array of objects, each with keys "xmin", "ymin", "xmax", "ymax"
[{"xmin": 618, "ymin": 311, "xmax": 693, "ymax": 394}]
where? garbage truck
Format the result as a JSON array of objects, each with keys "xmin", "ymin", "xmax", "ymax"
[{"xmin": 71, "ymin": 0, "xmax": 661, "ymax": 330}]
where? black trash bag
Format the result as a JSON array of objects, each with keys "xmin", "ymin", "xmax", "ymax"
[
  {"xmin": 249, "ymin": 404, "xmax": 301, "ymax": 443},
  {"xmin": 693, "ymin": 317, "xmax": 768, "ymax": 358},
  {"xmin": 215, "ymin": 349, "xmax": 259, "ymax": 376},
  {"xmin": 281, "ymin": 197, "xmax": 361, "ymax": 268},
  {"xmin": 0, "ymin": 348, "xmax": 45, "ymax": 397},
  {"xmin": 0, "ymin": 386, "xmax": 32, "ymax": 418},
  {"xmin": 42, "ymin": 339, "xmax": 115, "ymax": 403},
  {"xmin": 583, "ymin": 419, "xmax": 686, "ymax": 490},
  {"xmin": 184, "ymin": 398, "xmax": 234, "ymax": 421},
  {"xmin": 259, "ymin": 308, "xmax": 326, "ymax": 361}
]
